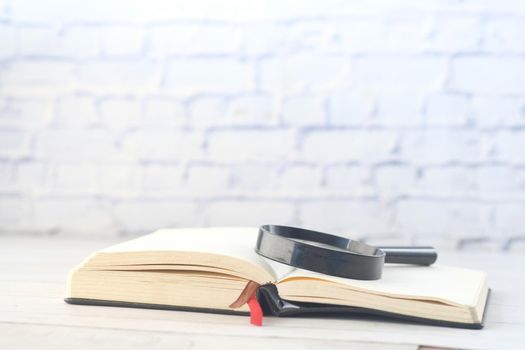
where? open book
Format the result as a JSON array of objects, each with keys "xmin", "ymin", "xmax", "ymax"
[{"xmin": 66, "ymin": 227, "xmax": 489, "ymax": 328}]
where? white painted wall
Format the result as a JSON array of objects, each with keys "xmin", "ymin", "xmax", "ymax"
[{"xmin": 1, "ymin": 0, "xmax": 524, "ymax": 250}]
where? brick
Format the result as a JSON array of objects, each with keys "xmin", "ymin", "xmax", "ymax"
[
  {"xmin": 298, "ymin": 200, "xmax": 395, "ymax": 235},
  {"xmin": 451, "ymin": 0, "xmax": 525, "ymax": 14},
  {"xmin": 449, "ymin": 56, "xmax": 525, "ymax": 94},
  {"xmin": 495, "ymin": 203, "xmax": 525, "ymax": 236},
  {"xmin": 0, "ymin": 0, "xmax": 7, "ymax": 20},
  {"xmin": 230, "ymin": 164, "xmax": 277, "ymax": 193},
  {"xmin": 400, "ymin": 130, "xmax": 481, "ymax": 164},
  {"xmin": 301, "ymin": 130, "xmax": 398, "ymax": 163},
  {"xmin": 424, "ymin": 94, "xmax": 469, "ymax": 126},
  {"xmin": 470, "ymin": 96, "xmax": 525, "ymax": 127},
  {"xmin": 17, "ymin": 25, "xmax": 56, "ymax": 56},
  {"xmin": 411, "ymin": 235, "xmax": 461, "ymax": 250},
  {"xmin": 13, "ymin": 0, "xmax": 135, "ymax": 22},
  {"xmin": 142, "ymin": 165, "xmax": 184, "ymax": 193},
  {"xmin": 507, "ymin": 237, "xmax": 525, "ymax": 252},
  {"xmin": 0, "ymin": 97, "xmax": 52, "ymax": 128},
  {"xmin": 428, "ymin": 16, "xmax": 481, "ymax": 52},
  {"xmin": 18, "ymin": 25, "xmax": 101, "ymax": 58},
  {"xmin": 325, "ymin": 20, "xmax": 384, "ymax": 53},
  {"xmin": 114, "ymin": 200, "xmax": 200, "ymax": 232},
  {"xmin": 33, "ymin": 197, "xmax": 117, "ymax": 236},
  {"xmin": 77, "ymin": 61, "xmax": 159, "ymax": 89},
  {"xmin": 102, "ymin": 26, "xmax": 145, "ymax": 57},
  {"xmin": 324, "ymin": 166, "xmax": 373, "ymax": 195},
  {"xmin": 184, "ymin": 165, "xmax": 231, "ymax": 196},
  {"xmin": 351, "ymin": 56, "xmax": 447, "ymax": 92},
  {"xmin": 477, "ymin": 165, "xmax": 517, "ymax": 196},
  {"xmin": 13, "ymin": 161, "xmax": 51, "ymax": 192},
  {"xmin": 0, "ymin": 129, "xmax": 31, "ymax": 158},
  {"xmin": 384, "ymin": 14, "xmax": 433, "ymax": 52},
  {"xmin": 282, "ymin": 95, "xmax": 325, "ymax": 126},
  {"xmin": 458, "ymin": 238, "xmax": 502, "ymax": 252},
  {"xmin": 514, "ymin": 167, "xmax": 525, "ymax": 193},
  {"xmin": 227, "ymin": 95, "xmax": 276, "ymax": 126},
  {"xmin": 240, "ymin": 23, "xmax": 283, "ymax": 56},
  {"xmin": 207, "ymin": 130, "xmax": 295, "ymax": 162},
  {"xmin": 190, "ymin": 97, "xmax": 229, "ymax": 128},
  {"xmin": 0, "ymin": 197, "xmax": 32, "ymax": 231},
  {"xmin": 164, "ymin": 59, "xmax": 252, "ymax": 95},
  {"xmin": 96, "ymin": 164, "xmax": 142, "ymax": 195},
  {"xmin": 2, "ymin": 2, "xmax": 525, "ymax": 246},
  {"xmin": 396, "ymin": 200, "xmax": 491, "ymax": 237},
  {"xmin": 283, "ymin": 21, "xmax": 340, "ymax": 53},
  {"xmin": 266, "ymin": 0, "xmax": 341, "ymax": 18},
  {"xmin": 265, "ymin": 0, "xmax": 414, "ymax": 19},
  {"xmin": 55, "ymin": 95, "xmax": 98, "ymax": 127},
  {"xmin": 84, "ymin": 0, "xmax": 269, "ymax": 22},
  {"xmin": 205, "ymin": 200, "xmax": 294, "ymax": 226},
  {"xmin": 374, "ymin": 165, "xmax": 416, "ymax": 197},
  {"xmin": 274, "ymin": 165, "xmax": 321, "ymax": 195},
  {"xmin": 0, "ymin": 162, "xmax": 12, "ymax": 190},
  {"xmin": 283, "ymin": 20, "xmax": 383, "ymax": 54},
  {"xmin": 375, "ymin": 92, "xmax": 425, "ymax": 126},
  {"xmin": 11, "ymin": 0, "xmax": 520, "ymax": 23},
  {"xmin": 99, "ymin": 97, "xmax": 141, "ymax": 130},
  {"xmin": 11, "ymin": 0, "xmax": 167, "ymax": 22},
  {"xmin": 143, "ymin": 97, "xmax": 187, "ymax": 127},
  {"xmin": 491, "ymin": 131, "xmax": 525, "ymax": 163},
  {"xmin": 415, "ymin": 166, "xmax": 477, "ymax": 197},
  {"xmin": 328, "ymin": 90, "xmax": 375, "ymax": 126},
  {"xmin": 35, "ymin": 129, "xmax": 122, "ymax": 161},
  {"xmin": 51, "ymin": 164, "xmax": 96, "ymax": 193},
  {"xmin": 65, "ymin": 26, "xmax": 102, "ymax": 57},
  {"xmin": 11, "ymin": 0, "xmax": 93, "ymax": 22},
  {"xmin": 123, "ymin": 130, "xmax": 203, "ymax": 161},
  {"xmin": 0, "ymin": 25, "xmax": 16, "ymax": 59},
  {"xmin": 483, "ymin": 18, "xmax": 525, "ymax": 52},
  {"xmin": 361, "ymin": 235, "xmax": 412, "ymax": 247},
  {"xmin": 165, "ymin": 0, "xmax": 268, "ymax": 21},
  {"xmin": 0, "ymin": 61, "xmax": 75, "ymax": 88},
  {"xmin": 259, "ymin": 54, "xmax": 349, "ymax": 94},
  {"xmin": 149, "ymin": 24, "xmax": 240, "ymax": 56}
]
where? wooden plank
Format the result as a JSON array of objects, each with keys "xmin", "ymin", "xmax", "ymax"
[
  {"xmin": 0, "ymin": 323, "xmax": 418, "ymax": 350},
  {"xmin": 2, "ymin": 280, "xmax": 524, "ymax": 349},
  {"xmin": 1, "ymin": 236, "xmax": 524, "ymax": 349}
]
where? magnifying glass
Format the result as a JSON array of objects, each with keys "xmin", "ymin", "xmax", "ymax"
[{"xmin": 255, "ymin": 225, "xmax": 437, "ymax": 280}]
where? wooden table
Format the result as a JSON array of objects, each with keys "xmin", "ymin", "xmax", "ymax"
[{"xmin": 1, "ymin": 237, "xmax": 523, "ymax": 350}]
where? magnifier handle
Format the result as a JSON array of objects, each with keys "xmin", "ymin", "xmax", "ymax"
[{"xmin": 378, "ymin": 246, "xmax": 437, "ymax": 266}]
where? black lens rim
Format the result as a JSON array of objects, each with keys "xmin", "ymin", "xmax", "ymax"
[{"xmin": 255, "ymin": 225, "xmax": 385, "ymax": 280}]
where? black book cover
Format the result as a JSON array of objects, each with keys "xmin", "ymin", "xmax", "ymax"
[
  {"xmin": 65, "ymin": 284, "xmax": 489, "ymax": 329},
  {"xmin": 256, "ymin": 284, "xmax": 488, "ymax": 329}
]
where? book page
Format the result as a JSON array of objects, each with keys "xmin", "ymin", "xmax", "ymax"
[
  {"xmin": 100, "ymin": 227, "xmax": 277, "ymax": 280},
  {"xmin": 278, "ymin": 264, "xmax": 486, "ymax": 307}
]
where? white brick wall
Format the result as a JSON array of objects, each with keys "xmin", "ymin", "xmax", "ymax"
[{"xmin": 0, "ymin": 0, "xmax": 524, "ymax": 251}]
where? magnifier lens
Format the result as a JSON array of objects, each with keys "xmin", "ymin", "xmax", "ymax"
[{"xmin": 255, "ymin": 225, "xmax": 437, "ymax": 280}]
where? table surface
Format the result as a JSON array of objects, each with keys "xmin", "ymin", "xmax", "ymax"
[{"xmin": 1, "ymin": 236, "xmax": 524, "ymax": 350}]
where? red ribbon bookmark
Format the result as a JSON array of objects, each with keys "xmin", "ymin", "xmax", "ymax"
[
  {"xmin": 247, "ymin": 295, "xmax": 263, "ymax": 326},
  {"xmin": 229, "ymin": 281, "xmax": 263, "ymax": 326}
]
